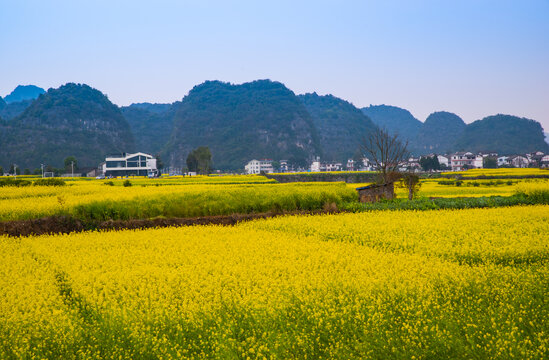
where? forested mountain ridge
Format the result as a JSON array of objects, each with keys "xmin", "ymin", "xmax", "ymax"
[
  {"xmin": 1, "ymin": 80, "xmax": 548, "ymax": 171},
  {"xmin": 3, "ymin": 85, "xmax": 45, "ymax": 103},
  {"xmin": 414, "ymin": 111, "xmax": 466, "ymax": 154},
  {"xmin": 453, "ymin": 114, "xmax": 549, "ymax": 154},
  {"xmin": 299, "ymin": 93, "xmax": 377, "ymax": 161},
  {"xmin": 361, "ymin": 104, "xmax": 423, "ymax": 141},
  {"xmin": 0, "ymin": 83, "xmax": 135, "ymax": 169},
  {"xmin": 121, "ymin": 102, "xmax": 177, "ymax": 155},
  {"xmin": 0, "ymin": 84, "xmax": 44, "ymax": 120},
  {"xmin": 361, "ymin": 105, "xmax": 547, "ymax": 156},
  {"xmin": 166, "ymin": 80, "xmax": 321, "ymax": 170}
]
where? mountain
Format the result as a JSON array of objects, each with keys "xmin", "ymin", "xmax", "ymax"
[
  {"xmin": 122, "ymin": 102, "xmax": 177, "ymax": 155},
  {"xmin": 361, "ymin": 105, "xmax": 422, "ymax": 140},
  {"xmin": 4, "ymin": 85, "xmax": 45, "ymax": 103},
  {"xmin": 0, "ymin": 83, "xmax": 135, "ymax": 169},
  {"xmin": 414, "ymin": 111, "xmax": 466, "ymax": 154},
  {"xmin": 0, "ymin": 99, "xmax": 34, "ymax": 120},
  {"xmin": 167, "ymin": 80, "xmax": 321, "ymax": 170},
  {"xmin": 299, "ymin": 93, "xmax": 377, "ymax": 161},
  {"xmin": 453, "ymin": 114, "xmax": 549, "ymax": 154},
  {"xmin": 125, "ymin": 102, "xmax": 172, "ymax": 114}
]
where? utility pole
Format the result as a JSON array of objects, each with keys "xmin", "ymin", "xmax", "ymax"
[
  {"xmin": 71, "ymin": 161, "xmax": 74, "ymax": 178},
  {"xmin": 41, "ymin": 164, "xmax": 45, "ymax": 178},
  {"xmin": 13, "ymin": 164, "xmax": 17, "ymax": 180}
]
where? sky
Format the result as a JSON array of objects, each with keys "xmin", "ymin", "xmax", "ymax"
[{"xmin": 1, "ymin": 0, "xmax": 548, "ymax": 129}]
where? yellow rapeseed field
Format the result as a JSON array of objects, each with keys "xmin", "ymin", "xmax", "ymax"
[
  {"xmin": 350, "ymin": 178, "xmax": 549, "ymax": 198},
  {"xmin": 0, "ymin": 181, "xmax": 356, "ymax": 221},
  {"xmin": 1, "ymin": 205, "xmax": 547, "ymax": 358},
  {"xmin": 442, "ymin": 168, "xmax": 549, "ymax": 178}
]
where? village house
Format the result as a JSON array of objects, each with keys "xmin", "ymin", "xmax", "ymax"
[
  {"xmin": 450, "ymin": 152, "xmax": 483, "ymax": 171},
  {"xmin": 437, "ymin": 155, "xmax": 449, "ymax": 168},
  {"xmin": 540, "ymin": 155, "xmax": 549, "ymax": 168},
  {"xmin": 101, "ymin": 152, "xmax": 158, "ymax": 177},
  {"xmin": 309, "ymin": 157, "xmax": 343, "ymax": 172},
  {"xmin": 497, "ymin": 156, "xmax": 511, "ymax": 167},
  {"xmin": 356, "ymin": 182, "xmax": 395, "ymax": 203},
  {"xmin": 510, "ymin": 155, "xmax": 529, "ymax": 168},
  {"xmin": 346, "ymin": 159, "xmax": 355, "ymax": 171},
  {"xmin": 245, "ymin": 159, "xmax": 274, "ymax": 174}
]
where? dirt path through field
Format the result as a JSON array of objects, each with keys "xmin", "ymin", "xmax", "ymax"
[{"xmin": 0, "ymin": 209, "xmax": 341, "ymax": 237}]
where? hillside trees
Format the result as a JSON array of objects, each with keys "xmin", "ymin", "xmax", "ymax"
[
  {"xmin": 186, "ymin": 147, "xmax": 212, "ymax": 175},
  {"xmin": 419, "ymin": 155, "xmax": 441, "ymax": 171}
]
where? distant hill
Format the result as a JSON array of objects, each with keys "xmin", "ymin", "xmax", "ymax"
[
  {"xmin": 361, "ymin": 105, "xmax": 422, "ymax": 140},
  {"xmin": 122, "ymin": 103, "xmax": 177, "ymax": 155},
  {"xmin": 453, "ymin": 114, "xmax": 549, "ymax": 154},
  {"xmin": 125, "ymin": 102, "xmax": 172, "ymax": 114},
  {"xmin": 4, "ymin": 85, "xmax": 45, "ymax": 103},
  {"xmin": 415, "ymin": 111, "xmax": 466, "ymax": 154},
  {"xmin": 0, "ymin": 98, "xmax": 34, "ymax": 120},
  {"xmin": 167, "ymin": 80, "xmax": 321, "ymax": 170},
  {"xmin": 299, "ymin": 93, "xmax": 377, "ymax": 161},
  {"xmin": 0, "ymin": 83, "xmax": 135, "ymax": 169},
  {"xmin": 545, "ymin": 132, "xmax": 549, "ymax": 144}
]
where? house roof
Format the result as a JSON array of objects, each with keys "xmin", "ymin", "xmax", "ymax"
[
  {"xmin": 356, "ymin": 182, "xmax": 394, "ymax": 191},
  {"xmin": 106, "ymin": 152, "xmax": 154, "ymax": 160}
]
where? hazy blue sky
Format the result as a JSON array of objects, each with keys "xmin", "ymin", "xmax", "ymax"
[{"xmin": 1, "ymin": 0, "xmax": 548, "ymax": 129}]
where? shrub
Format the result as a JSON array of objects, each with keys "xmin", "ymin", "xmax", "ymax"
[
  {"xmin": 33, "ymin": 178, "xmax": 66, "ymax": 186},
  {"xmin": 123, "ymin": 180, "xmax": 132, "ymax": 187},
  {"xmin": 0, "ymin": 178, "xmax": 32, "ymax": 187},
  {"xmin": 104, "ymin": 181, "xmax": 115, "ymax": 186}
]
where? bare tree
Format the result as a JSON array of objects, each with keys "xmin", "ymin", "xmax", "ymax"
[{"xmin": 360, "ymin": 128, "xmax": 409, "ymax": 184}]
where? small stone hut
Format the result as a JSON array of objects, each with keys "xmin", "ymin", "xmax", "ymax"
[{"xmin": 356, "ymin": 182, "xmax": 395, "ymax": 203}]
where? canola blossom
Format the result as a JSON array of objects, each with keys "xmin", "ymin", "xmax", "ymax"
[
  {"xmin": 0, "ymin": 182, "xmax": 356, "ymax": 221},
  {"xmin": 442, "ymin": 168, "xmax": 549, "ymax": 178},
  {"xmin": 349, "ymin": 178, "xmax": 549, "ymax": 198},
  {"xmin": 2, "ymin": 175, "xmax": 547, "ymax": 222},
  {"xmin": 1, "ymin": 205, "xmax": 548, "ymax": 358}
]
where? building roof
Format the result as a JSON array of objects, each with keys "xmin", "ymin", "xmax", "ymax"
[
  {"xmin": 106, "ymin": 152, "xmax": 154, "ymax": 160},
  {"xmin": 356, "ymin": 182, "xmax": 394, "ymax": 191}
]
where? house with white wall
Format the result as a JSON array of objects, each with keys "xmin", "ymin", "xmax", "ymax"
[
  {"xmin": 101, "ymin": 152, "xmax": 157, "ymax": 177},
  {"xmin": 245, "ymin": 159, "xmax": 274, "ymax": 174}
]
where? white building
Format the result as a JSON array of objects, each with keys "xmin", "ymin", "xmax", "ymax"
[
  {"xmin": 101, "ymin": 152, "xmax": 157, "ymax": 177},
  {"xmin": 540, "ymin": 155, "xmax": 549, "ymax": 168},
  {"xmin": 245, "ymin": 159, "xmax": 274, "ymax": 174},
  {"xmin": 437, "ymin": 155, "xmax": 449, "ymax": 167},
  {"xmin": 510, "ymin": 155, "xmax": 529, "ymax": 168},
  {"xmin": 346, "ymin": 159, "xmax": 355, "ymax": 171},
  {"xmin": 497, "ymin": 156, "xmax": 510, "ymax": 167},
  {"xmin": 451, "ymin": 152, "xmax": 483, "ymax": 171},
  {"xmin": 473, "ymin": 155, "xmax": 484, "ymax": 169}
]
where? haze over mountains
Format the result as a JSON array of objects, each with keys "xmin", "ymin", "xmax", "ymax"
[{"xmin": 1, "ymin": 80, "xmax": 548, "ymax": 170}]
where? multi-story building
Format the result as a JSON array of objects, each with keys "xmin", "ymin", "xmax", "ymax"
[
  {"xmin": 101, "ymin": 152, "xmax": 158, "ymax": 177},
  {"xmin": 346, "ymin": 159, "xmax": 355, "ymax": 171},
  {"xmin": 497, "ymin": 156, "xmax": 510, "ymax": 167},
  {"xmin": 245, "ymin": 159, "xmax": 274, "ymax": 174},
  {"xmin": 450, "ymin": 152, "xmax": 483, "ymax": 171},
  {"xmin": 437, "ymin": 155, "xmax": 449, "ymax": 168},
  {"xmin": 309, "ymin": 157, "xmax": 343, "ymax": 172},
  {"xmin": 540, "ymin": 155, "xmax": 549, "ymax": 168},
  {"xmin": 510, "ymin": 155, "xmax": 529, "ymax": 168}
]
